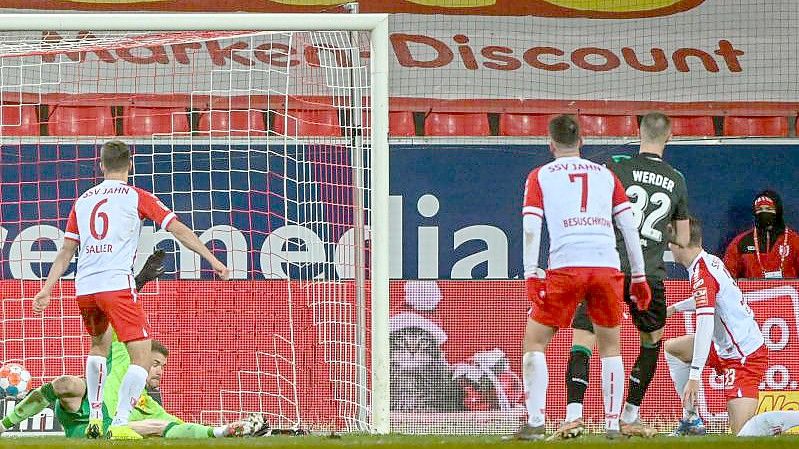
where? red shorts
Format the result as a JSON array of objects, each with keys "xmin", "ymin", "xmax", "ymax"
[
  {"xmin": 77, "ymin": 288, "xmax": 150, "ymax": 343},
  {"xmin": 530, "ymin": 267, "xmax": 624, "ymax": 328},
  {"xmin": 707, "ymin": 345, "xmax": 768, "ymax": 400}
]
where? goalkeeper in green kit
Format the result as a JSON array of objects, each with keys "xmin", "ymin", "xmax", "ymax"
[{"xmin": 0, "ymin": 250, "xmax": 266, "ymax": 439}]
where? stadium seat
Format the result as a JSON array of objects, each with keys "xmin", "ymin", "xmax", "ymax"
[
  {"xmin": 723, "ymin": 116, "xmax": 789, "ymax": 137},
  {"xmin": 197, "ymin": 109, "xmax": 267, "ymax": 136},
  {"xmin": 47, "ymin": 106, "xmax": 115, "ymax": 136},
  {"xmin": 670, "ymin": 116, "xmax": 716, "ymax": 137},
  {"xmin": 122, "ymin": 107, "xmax": 190, "ymax": 136},
  {"xmin": 389, "ymin": 111, "xmax": 416, "ymax": 136},
  {"xmin": 579, "ymin": 115, "xmax": 638, "ymax": 137},
  {"xmin": 272, "ymin": 109, "xmax": 341, "ymax": 137},
  {"xmin": 424, "ymin": 112, "xmax": 490, "ymax": 136},
  {"xmin": 499, "ymin": 113, "xmax": 549, "ymax": 136},
  {"xmin": 0, "ymin": 104, "xmax": 39, "ymax": 136}
]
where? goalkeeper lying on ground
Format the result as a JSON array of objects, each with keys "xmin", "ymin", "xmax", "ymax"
[
  {"xmin": 0, "ymin": 250, "xmax": 265, "ymax": 439},
  {"xmin": 0, "ymin": 335, "xmax": 264, "ymax": 438}
]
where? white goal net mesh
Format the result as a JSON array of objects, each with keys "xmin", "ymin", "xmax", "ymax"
[{"xmin": 0, "ymin": 28, "xmax": 376, "ymax": 432}]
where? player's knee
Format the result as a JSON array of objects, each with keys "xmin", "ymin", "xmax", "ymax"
[
  {"xmin": 572, "ymin": 329, "xmax": 596, "ymax": 348},
  {"xmin": 52, "ymin": 375, "xmax": 84, "ymax": 398},
  {"xmin": 640, "ymin": 328, "xmax": 664, "ymax": 345}
]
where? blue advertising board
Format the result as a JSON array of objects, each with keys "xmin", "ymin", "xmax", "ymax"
[{"xmin": 1, "ymin": 142, "xmax": 796, "ymax": 280}]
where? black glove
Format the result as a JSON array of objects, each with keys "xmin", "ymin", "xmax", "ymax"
[{"xmin": 134, "ymin": 249, "xmax": 166, "ymax": 291}]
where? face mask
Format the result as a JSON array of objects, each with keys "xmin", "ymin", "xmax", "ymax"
[{"xmin": 756, "ymin": 211, "xmax": 777, "ymax": 228}]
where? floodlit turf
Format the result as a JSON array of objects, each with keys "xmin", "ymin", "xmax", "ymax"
[{"xmin": 2, "ymin": 434, "xmax": 799, "ymax": 449}]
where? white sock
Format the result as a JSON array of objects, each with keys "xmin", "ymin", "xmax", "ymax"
[
  {"xmin": 86, "ymin": 355, "xmax": 107, "ymax": 420},
  {"xmin": 665, "ymin": 351, "xmax": 696, "ymax": 418},
  {"xmin": 621, "ymin": 403, "xmax": 639, "ymax": 424},
  {"xmin": 565, "ymin": 403, "xmax": 583, "ymax": 422},
  {"xmin": 523, "ymin": 351, "xmax": 547, "ymax": 427},
  {"xmin": 112, "ymin": 364, "xmax": 148, "ymax": 425},
  {"xmin": 600, "ymin": 356, "xmax": 624, "ymax": 431},
  {"xmin": 738, "ymin": 411, "xmax": 799, "ymax": 436}
]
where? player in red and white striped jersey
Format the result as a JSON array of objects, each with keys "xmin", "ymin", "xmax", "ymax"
[
  {"xmin": 512, "ymin": 115, "xmax": 652, "ymax": 440},
  {"xmin": 665, "ymin": 216, "xmax": 768, "ymax": 436},
  {"xmin": 32, "ymin": 140, "xmax": 230, "ymax": 440}
]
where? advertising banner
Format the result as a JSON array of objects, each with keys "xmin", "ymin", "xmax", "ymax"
[
  {"xmin": 0, "ymin": 1, "xmax": 796, "ymax": 109},
  {"xmin": 2, "ymin": 279, "xmax": 798, "ymax": 433},
  {"xmin": 1, "ymin": 142, "xmax": 795, "ymax": 281}
]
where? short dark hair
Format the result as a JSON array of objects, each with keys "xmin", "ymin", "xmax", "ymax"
[
  {"xmin": 151, "ymin": 340, "xmax": 169, "ymax": 358},
  {"xmin": 687, "ymin": 216, "xmax": 703, "ymax": 247},
  {"xmin": 548, "ymin": 114, "xmax": 580, "ymax": 148},
  {"xmin": 101, "ymin": 140, "xmax": 131, "ymax": 173},
  {"xmin": 640, "ymin": 112, "xmax": 671, "ymax": 143}
]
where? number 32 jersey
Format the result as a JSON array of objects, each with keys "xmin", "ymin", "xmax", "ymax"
[
  {"xmin": 64, "ymin": 180, "xmax": 176, "ymax": 296},
  {"xmin": 523, "ymin": 156, "xmax": 631, "ymax": 270},
  {"xmin": 608, "ymin": 153, "xmax": 689, "ymax": 280}
]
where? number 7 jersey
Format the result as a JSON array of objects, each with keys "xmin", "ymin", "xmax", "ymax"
[
  {"xmin": 64, "ymin": 180, "xmax": 176, "ymax": 296},
  {"xmin": 523, "ymin": 156, "xmax": 630, "ymax": 269}
]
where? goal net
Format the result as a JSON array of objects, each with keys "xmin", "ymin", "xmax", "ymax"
[{"xmin": 0, "ymin": 15, "xmax": 389, "ymax": 434}]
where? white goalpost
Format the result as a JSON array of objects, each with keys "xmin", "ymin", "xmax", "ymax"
[{"xmin": 0, "ymin": 13, "xmax": 390, "ymax": 434}]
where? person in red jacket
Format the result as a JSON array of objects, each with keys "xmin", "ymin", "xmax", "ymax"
[{"xmin": 723, "ymin": 190, "xmax": 799, "ymax": 279}]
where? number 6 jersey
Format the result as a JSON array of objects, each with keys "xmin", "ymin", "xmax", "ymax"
[{"xmin": 64, "ymin": 180, "xmax": 176, "ymax": 296}]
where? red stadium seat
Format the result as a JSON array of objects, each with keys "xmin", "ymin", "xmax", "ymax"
[
  {"xmin": 723, "ymin": 116, "xmax": 789, "ymax": 137},
  {"xmin": 0, "ymin": 104, "xmax": 39, "ymax": 136},
  {"xmin": 122, "ymin": 107, "xmax": 190, "ymax": 136},
  {"xmin": 197, "ymin": 109, "xmax": 266, "ymax": 136},
  {"xmin": 424, "ymin": 113, "xmax": 490, "ymax": 136},
  {"xmin": 670, "ymin": 116, "xmax": 716, "ymax": 137},
  {"xmin": 499, "ymin": 113, "xmax": 549, "ymax": 136},
  {"xmin": 389, "ymin": 111, "xmax": 415, "ymax": 137},
  {"xmin": 48, "ymin": 106, "xmax": 115, "ymax": 136},
  {"xmin": 272, "ymin": 109, "xmax": 340, "ymax": 137},
  {"xmin": 579, "ymin": 115, "xmax": 638, "ymax": 137}
]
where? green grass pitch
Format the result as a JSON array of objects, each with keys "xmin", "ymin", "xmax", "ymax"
[{"xmin": 2, "ymin": 434, "xmax": 799, "ymax": 449}]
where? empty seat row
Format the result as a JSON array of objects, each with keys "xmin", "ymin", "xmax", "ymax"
[
  {"xmin": 0, "ymin": 105, "xmax": 417, "ymax": 137},
  {"xmin": 0, "ymin": 105, "xmax": 793, "ymax": 137},
  {"xmin": 432, "ymin": 113, "xmax": 790, "ymax": 137}
]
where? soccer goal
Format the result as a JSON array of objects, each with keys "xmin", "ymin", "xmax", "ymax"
[{"xmin": 0, "ymin": 13, "xmax": 389, "ymax": 434}]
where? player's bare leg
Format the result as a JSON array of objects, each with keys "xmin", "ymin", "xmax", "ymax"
[
  {"xmin": 728, "ymin": 398, "xmax": 758, "ymax": 435},
  {"xmin": 551, "ymin": 328, "xmax": 594, "ymax": 441},
  {"xmin": 619, "ymin": 328, "xmax": 663, "ymax": 438},
  {"xmin": 108, "ymin": 339, "xmax": 152, "ymax": 440},
  {"xmin": 86, "ymin": 328, "xmax": 113, "ymax": 439},
  {"xmin": 511, "ymin": 318, "xmax": 556, "ymax": 441},
  {"xmin": 664, "ymin": 335, "xmax": 706, "ymax": 436}
]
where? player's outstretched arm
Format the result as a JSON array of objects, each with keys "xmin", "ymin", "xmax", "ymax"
[
  {"xmin": 166, "ymin": 220, "xmax": 230, "ymax": 280},
  {"xmin": 614, "ymin": 207, "xmax": 652, "ymax": 310},
  {"xmin": 32, "ymin": 239, "xmax": 79, "ymax": 313}
]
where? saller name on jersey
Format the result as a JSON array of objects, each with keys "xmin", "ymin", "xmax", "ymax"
[{"xmin": 65, "ymin": 180, "xmax": 176, "ymax": 296}]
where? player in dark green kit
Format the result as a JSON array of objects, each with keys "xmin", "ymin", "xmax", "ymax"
[{"xmin": 549, "ymin": 112, "xmax": 691, "ymax": 440}]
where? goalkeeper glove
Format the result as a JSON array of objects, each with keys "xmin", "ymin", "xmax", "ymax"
[
  {"xmin": 525, "ymin": 267, "xmax": 547, "ymax": 306},
  {"xmin": 135, "ymin": 249, "xmax": 166, "ymax": 291},
  {"xmin": 630, "ymin": 274, "xmax": 652, "ymax": 311}
]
